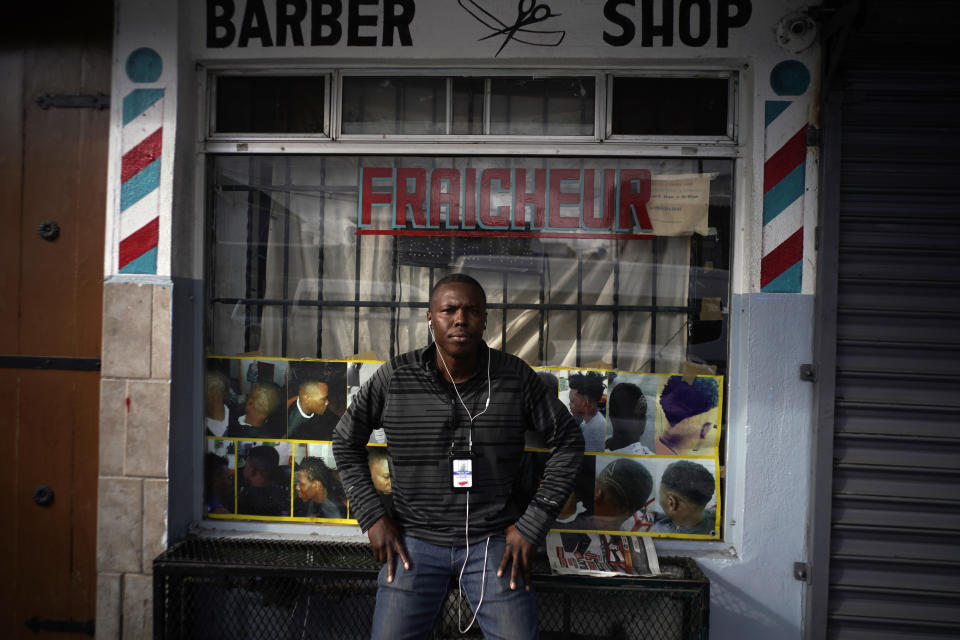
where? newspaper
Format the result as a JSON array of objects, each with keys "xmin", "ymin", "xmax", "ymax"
[{"xmin": 545, "ymin": 532, "xmax": 661, "ymax": 577}]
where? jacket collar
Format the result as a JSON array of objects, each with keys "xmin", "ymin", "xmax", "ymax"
[{"xmin": 418, "ymin": 341, "xmax": 490, "ymax": 381}]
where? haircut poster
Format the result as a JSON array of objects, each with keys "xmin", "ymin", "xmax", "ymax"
[{"xmin": 204, "ymin": 356, "xmax": 722, "ymax": 539}]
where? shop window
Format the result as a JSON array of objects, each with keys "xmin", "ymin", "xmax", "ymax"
[
  {"xmin": 207, "ymin": 156, "xmax": 729, "ymax": 370},
  {"xmin": 204, "ymin": 154, "xmax": 731, "ymax": 540},
  {"xmin": 202, "ymin": 70, "xmax": 734, "ymax": 539},
  {"xmin": 610, "ymin": 76, "xmax": 730, "ymax": 137},
  {"xmin": 341, "ymin": 76, "xmax": 447, "ymax": 135},
  {"xmin": 451, "ymin": 78, "xmax": 485, "ymax": 135},
  {"xmin": 214, "ymin": 75, "xmax": 327, "ymax": 134},
  {"xmin": 489, "ymin": 77, "xmax": 595, "ymax": 136},
  {"xmin": 340, "ymin": 74, "xmax": 596, "ymax": 137},
  {"xmin": 210, "ymin": 73, "xmax": 733, "ymax": 140}
]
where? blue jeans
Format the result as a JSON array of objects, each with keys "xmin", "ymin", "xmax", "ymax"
[{"xmin": 370, "ymin": 535, "xmax": 539, "ymax": 640}]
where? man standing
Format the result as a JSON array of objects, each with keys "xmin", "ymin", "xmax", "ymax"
[{"xmin": 333, "ymin": 274, "xmax": 584, "ymax": 639}]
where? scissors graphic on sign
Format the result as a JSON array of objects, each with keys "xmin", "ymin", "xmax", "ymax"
[{"xmin": 459, "ymin": 0, "xmax": 565, "ymax": 57}]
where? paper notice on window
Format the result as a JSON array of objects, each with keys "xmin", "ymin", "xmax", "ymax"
[
  {"xmin": 648, "ymin": 173, "xmax": 712, "ymax": 236},
  {"xmin": 546, "ymin": 532, "xmax": 662, "ymax": 577}
]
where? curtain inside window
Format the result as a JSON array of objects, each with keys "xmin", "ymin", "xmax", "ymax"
[{"xmin": 210, "ymin": 155, "xmax": 723, "ymax": 373}]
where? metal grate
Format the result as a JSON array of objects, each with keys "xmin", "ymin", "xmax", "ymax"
[
  {"xmin": 807, "ymin": 1, "xmax": 960, "ymax": 638},
  {"xmin": 155, "ymin": 538, "xmax": 709, "ymax": 639}
]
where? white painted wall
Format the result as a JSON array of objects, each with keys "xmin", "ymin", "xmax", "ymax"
[{"xmin": 699, "ymin": 293, "xmax": 814, "ymax": 637}]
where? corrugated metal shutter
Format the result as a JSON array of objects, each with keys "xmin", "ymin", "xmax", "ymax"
[{"xmin": 811, "ymin": 1, "xmax": 960, "ymax": 638}]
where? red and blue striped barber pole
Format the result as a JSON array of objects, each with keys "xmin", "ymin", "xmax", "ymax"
[
  {"xmin": 761, "ymin": 60, "xmax": 811, "ymax": 293},
  {"xmin": 118, "ymin": 48, "xmax": 164, "ymax": 274}
]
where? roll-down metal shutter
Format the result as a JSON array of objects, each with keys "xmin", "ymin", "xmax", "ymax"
[{"xmin": 808, "ymin": 1, "xmax": 960, "ymax": 639}]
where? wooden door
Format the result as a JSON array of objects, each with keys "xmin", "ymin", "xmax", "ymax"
[{"xmin": 0, "ymin": 10, "xmax": 110, "ymax": 638}]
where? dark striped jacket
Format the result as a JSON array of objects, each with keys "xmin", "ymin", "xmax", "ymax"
[{"xmin": 333, "ymin": 343, "xmax": 584, "ymax": 546}]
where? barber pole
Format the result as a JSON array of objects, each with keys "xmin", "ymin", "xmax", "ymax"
[
  {"xmin": 760, "ymin": 97, "xmax": 806, "ymax": 292},
  {"xmin": 118, "ymin": 87, "xmax": 163, "ymax": 273}
]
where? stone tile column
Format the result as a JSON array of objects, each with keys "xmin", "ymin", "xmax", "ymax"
[{"xmin": 96, "ymin": 280, "xmax": 171, "ymax": 640}]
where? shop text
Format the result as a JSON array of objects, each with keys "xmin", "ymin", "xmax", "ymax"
[
  {"xmin": 207, "ymin": 0, "xmax": 415, "ymax": 48},
  {"xmin": 358, "ymin": 167, "xmax": 654, "ymax": 237},
  {"xmin": 602, "ymin": 0, "xmax": 752, "ymax": 47}
]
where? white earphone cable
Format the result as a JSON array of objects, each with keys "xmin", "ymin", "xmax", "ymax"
[
  {"xmin": 457, "ymin": 495, "xmax": 489, "ymax": 634},
  {"xmin": 429, "ymin": 322, "xmax": 492, "ymax": 432},
  {"xmin": 429, "ymin": 321, "xmax": 492, "ymax": 632}
]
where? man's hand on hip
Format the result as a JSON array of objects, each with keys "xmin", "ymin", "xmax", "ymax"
[
  {"xmin": 497, "ymin": 524, "xmax": 535, "ymax": 590},
  {"xmin": 368, "ymin": 515, "xmax": 410, "ymax": 583}
]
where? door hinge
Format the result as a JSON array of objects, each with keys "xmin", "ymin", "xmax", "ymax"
[
  {"xmin": 799, "ymin": 364, "xmax": 816, "ymax": 382},
  {"xmin": 806, "ymin": 124, "xmax": 820, "ymax": 147},
  {"xmin": 35, "ymin": 93, "xmax": 110, "ymax": 110},
  {"xmin": 25, "ymin": 617, "xmax": 95, "ymax": 635},
  {"xmin": 0, "ymin": 355, "xmax": 101, "ymax": 371},
  {"xmin": 793, "ymin": 562, "xmax": 811, "ymax": 583}
]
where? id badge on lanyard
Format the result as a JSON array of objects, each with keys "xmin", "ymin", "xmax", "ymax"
[{"xmin": 449, "ymin": 449, "xmax": 473, "ymax": 491}]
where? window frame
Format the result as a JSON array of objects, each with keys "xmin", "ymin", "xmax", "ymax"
[
  {"xmin": 202, "ymin": 66, "xmax": 739, "ymax": 150},
  {"xmin": 207, "ymin": 69, "xmax": 334, "ymax": 141},
  {"xmin": 336, "ymin": 70, "xmax": 603, "ymax": 142},
  {"xmin": 193, "ymin": 64, "xmax": 744, "ymax": 546},
  {"xmin": 604, "ymin": 70, "xmax": 739, "ymax": 144}
]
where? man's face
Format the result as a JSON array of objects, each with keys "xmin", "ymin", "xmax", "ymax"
[
  {"xmin": 568, "ymin": 389, "xmax": 590, "ymax": 421},
  {"xmin": 301, "ymin": 383, "xmax": 330, "ymax": 415},
  {"xmin": 368, "ymin": 458, "xmax": 392, "ymax": 494},
  {"xmin": 244, "ymin": 390, "xmax": 266, "ymax": 425},
  {"xmin": 426, "ymin": 282, "xmax": 487, "ymax": 361},
  {"xmin": 296, "ymin": 471, "xmax": 325, "ymax": 503},
  {"xmin": 658, "ymin": 485, "xmax": 679, "ymax": 520},
  {"xmin": 244, "ymin": 393, "xmax": 258, "ymax": 416},
  {"xmin": 243, "ymin": 462, "xmax": 268, "ymax": 488}
]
